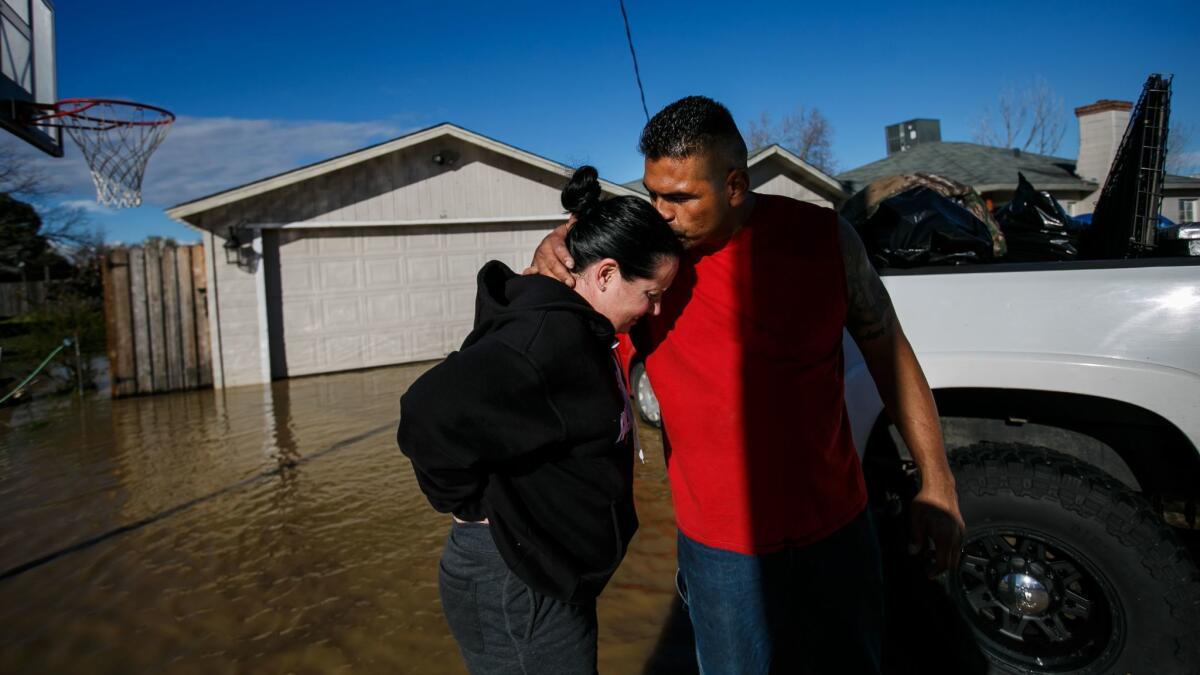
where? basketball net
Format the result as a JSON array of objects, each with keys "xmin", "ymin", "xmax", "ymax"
[{"xmin": 32, "ymin": 99, "xmax": 175, "ymax": 208}]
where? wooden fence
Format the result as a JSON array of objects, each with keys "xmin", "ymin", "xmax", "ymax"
[
  {"xmin": 0, "ymin": 280, "xmax": 50, "ymax": 317},
  {"xmin": 102, "ymin": 244, "xmax": 213, "ymax": 397}
]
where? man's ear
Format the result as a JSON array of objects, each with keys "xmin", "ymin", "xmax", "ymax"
[{"xmin": 727, "ymin": 168, "xmax": 750, "ymax": 208}]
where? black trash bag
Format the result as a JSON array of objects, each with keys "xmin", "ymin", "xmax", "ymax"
[
  {"xmin": 858, "ymin": 186, "xmax": 995, "ymax": 268},
  {"xmin": 993, "ymin": 172, "xmax": 1082, "ymax": 261}
]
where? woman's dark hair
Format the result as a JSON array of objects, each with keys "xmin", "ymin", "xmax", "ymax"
[{"xmin": 561, "ymin": 166, "xmax": 683, "ymax": 280}]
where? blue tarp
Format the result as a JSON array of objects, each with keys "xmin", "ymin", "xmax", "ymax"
[{"xmin": 1075, "ymin": 213, "xmax": 1175, "ymax": 228}]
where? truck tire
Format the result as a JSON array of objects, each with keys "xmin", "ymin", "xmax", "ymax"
[
  {"xmin": 630, "ymin": 361, "xmax": 662, "ymax": 428},
  {"xmin": 948, "ymin": 443, "xmax": 1200, "ymax": 674}
]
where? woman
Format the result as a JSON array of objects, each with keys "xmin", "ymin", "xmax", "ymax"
[{"xmin": 398, "ymin": 166, "xmax": 681, "ymax": 674}]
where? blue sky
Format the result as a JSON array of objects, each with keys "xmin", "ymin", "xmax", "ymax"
[{"xmin": 16, "ymin": 0, "xmax": 1200, "ymax": 243}]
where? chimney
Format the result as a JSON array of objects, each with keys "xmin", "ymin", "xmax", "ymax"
[
  {"xmin": 1075, "ymin": 100, "xmax": 1132, "ymax": 184},
  {"xmin": 885, "ymin": 119, "xmax": 941, "ymax": 156}
]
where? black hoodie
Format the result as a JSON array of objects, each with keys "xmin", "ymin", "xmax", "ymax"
[{"xmin": 398, "ymin": 261, "xmax": 638, "ymax": 603}]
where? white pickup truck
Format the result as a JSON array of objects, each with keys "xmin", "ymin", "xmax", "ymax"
[{"xmin": 629, "ymin": 256, "xmax": 1200, "ymax": 674}]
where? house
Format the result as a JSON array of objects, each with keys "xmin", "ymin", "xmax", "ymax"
[
  {"xmin": 744, "ymin": 144, "xmax": 848, "ymax": 208},
  {"xmin": 166, "ymin": 123, "xmax": 641, "ymax": 388},
  {"xmin": 166, "ymin": 122, "xmax": 853, "ymax": 389},
  {"xmin": 836, "ymin": 141, "xmax": 1097, "ymax": 213},
  {"xmin": 837, "ymin": 101, "xmax": 1200, "ymax": 220},
  {"xmin": 622, "ymin": 143, "xmax": 848, "ymax": 209}
]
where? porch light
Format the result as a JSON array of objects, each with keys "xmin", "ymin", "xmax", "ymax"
[
  {"xmin": 223, "ymin": 226, "xmax": 243, "ymax": 265},
  {"xmin": 223, "ymin": 226, "xmax": 258, "ymax": 270}
]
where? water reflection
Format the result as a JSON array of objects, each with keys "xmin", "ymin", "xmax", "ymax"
[
  {"xmin": 266, "ymin": 381, "xmax": 301, "ymax": 527},
  {"xmin": 0, "ymin": 363, "xmax": 683, "ymax": 674}
]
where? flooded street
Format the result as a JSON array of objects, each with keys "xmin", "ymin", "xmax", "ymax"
[{"xmin": 0, "ymin": 363, "xmax": 685, "ymax": 674}]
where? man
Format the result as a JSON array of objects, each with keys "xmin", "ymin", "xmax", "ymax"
[{"xmin": 528, "ymin": 96, "xmax": 964, "ymax": 674}]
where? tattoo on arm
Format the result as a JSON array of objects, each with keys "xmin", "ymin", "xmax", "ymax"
[{"xmin": 838, "ymin": 217, "xmax": 896, "ymax": 342}]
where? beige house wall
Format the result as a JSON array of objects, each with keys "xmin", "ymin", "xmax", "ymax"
[
  {"xmin": 1077, "ymin": 187, "xmax": 1102, "ymax": 215},
  {"xmin": 748, "ymin": 157, "xmax": 842, "ymax": 209},
  {"xmin": 1163, "ymin": 194, "xmax": 1200, "ymax": 224},
  {"xmin": 183, "ymin": 138, "xmax": 602, "ymax": 389},
  {"xmin": 753, "ymin": 172, "xmax": 834, "ymax": 208},
  {"xmin": 203, "ymin": 229, "xmax": 272, "ymax": 388},
  {"xmin": 190, "ymin": 137, "xmax": 567, "ymax": 229}
]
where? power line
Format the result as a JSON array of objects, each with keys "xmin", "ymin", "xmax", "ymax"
[{"xmin": 618, "ymin": 0, "xmax": 650, "ymax": 122}]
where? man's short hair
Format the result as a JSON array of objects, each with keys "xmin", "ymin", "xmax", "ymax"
[{"xmin": 639, "ymin": 96, "xmax": 748, "ymax": 171}]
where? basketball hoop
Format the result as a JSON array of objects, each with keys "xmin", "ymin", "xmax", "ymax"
[{"xmin": 30, "ymin": 98, "xmax": 175, "ymax": 208}]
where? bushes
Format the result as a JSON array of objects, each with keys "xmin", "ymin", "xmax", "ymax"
[{"xmin": 1, "ymin": 257, "xmax": 106, "ymax": 402}]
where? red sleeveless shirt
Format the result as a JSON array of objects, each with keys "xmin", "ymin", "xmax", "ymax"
[{"xmin": 635, "ymin": 194, "xmax": 866, "ymax": 554}]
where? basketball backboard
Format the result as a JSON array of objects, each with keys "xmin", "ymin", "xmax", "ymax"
[{"xmin": 0, "ymin": 0, "xmax": 61, "ymax": 156}]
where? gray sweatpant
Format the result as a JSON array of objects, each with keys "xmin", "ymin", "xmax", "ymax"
[{"xmin": 438, "ymin": 521, "xmax": 598, "ymax": 675}]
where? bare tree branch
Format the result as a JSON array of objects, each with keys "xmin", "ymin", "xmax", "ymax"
[
  {"xmin": 747, "ymin": 112, "xmax": 773, "ymax": 154},
  {"xmin": 0, "ymin": 140, "xmax": 101, "ymax": 262},
  {"xmin": 744, "ymin": 106, "xmax": 837, "ymax": 173},
  {"xmin": 39, "ymin": 204, "xmax": 97, "ymax": 247},
  {"xmin": 973, "ymin": 78, "xmax": 1066, "ymax": 155},
  {"xmin": 1167, "ymin": 122, "xmax": 1198, "ymax": 175},
  {"xmin": 0, "ymin": 140, "xmax": 55, "ymax": 198}
]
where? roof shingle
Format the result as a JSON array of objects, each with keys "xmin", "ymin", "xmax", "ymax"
[
  {"xmin": 836, "ymin": 141, "xmax": 1200, "ymax": 194},
  {"xmin": 836, "ymin": 142, "xmax": 1094, "ymax": 194}
]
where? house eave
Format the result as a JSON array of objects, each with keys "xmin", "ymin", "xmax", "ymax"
[
  {"xmin": 748, "ymin": 145, "xmax": 848, "ymax": 202},
  {"xmin": 165, "ymin": 123, "xmax": 641, "ymax": 222},
  {"xmin": 972, "ymin": 182, "xmax": 1098, "ymax": 194}
]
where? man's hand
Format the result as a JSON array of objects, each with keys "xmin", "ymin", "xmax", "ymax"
[
  {"xmin": 908, "ymin": 475, "xmax": 965, "ymax": 577},
  {"xmin": 523, "ymin": 217, "xmax": 576, "ymax": 286},
  {"xmin": 838, "ymin": 215, "xmax": 967, "ymax": 576}
]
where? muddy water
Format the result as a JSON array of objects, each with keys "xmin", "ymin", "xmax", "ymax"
[{"xmin": 0, "ymin": 363, "xmax": 684, "ymax": 674}]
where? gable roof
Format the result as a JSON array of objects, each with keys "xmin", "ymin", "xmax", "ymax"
[
  {"xmin": 617, "ymin": 144, "xmax": 846, "ymax": 202},
  {"xmin": 1164, "ymin": 174, "xmax": 1200, "ymax": 190},
  {"xmin": 748, "ymin": 144, "xmax": 846, "ymax": 200},
  {"xmin": 835, "ymin": 142, "xmax": 1095, "ymax": 195},
  {"xmin": 836, "ymin": 141, "xmax": 1200, "ymax": 196},
  {"xmin": 166, "ymin": 123, "xmax": 642, "ymax": 220}
]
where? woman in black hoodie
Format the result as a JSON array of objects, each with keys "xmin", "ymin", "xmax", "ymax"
[{"xmin": 398, "ymin": 166, "xmax": 682, "ymax": 675}]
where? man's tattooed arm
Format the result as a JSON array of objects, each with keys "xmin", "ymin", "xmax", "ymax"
[{"xmin": 838, "ymin": 216, "xmax": 895, "ymax": 343}]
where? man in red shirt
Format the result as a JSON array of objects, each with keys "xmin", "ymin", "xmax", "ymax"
[{"xmin": 529, "ymin": 96, "xmax": 964, "ymax": 674}]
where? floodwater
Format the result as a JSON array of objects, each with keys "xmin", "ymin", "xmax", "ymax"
[{"xmin": 0, "ymin": 363, "xmax": 686, "ymax": 674}]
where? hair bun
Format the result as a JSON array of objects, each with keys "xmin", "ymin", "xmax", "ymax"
[{"xmin": 561, "ymin": 165, "xmax": 602, "ymax": 216}]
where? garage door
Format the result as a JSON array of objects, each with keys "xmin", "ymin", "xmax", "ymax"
[{"xmin": 268, "ymin": 223, "xmax": 552, "ymax": 377}]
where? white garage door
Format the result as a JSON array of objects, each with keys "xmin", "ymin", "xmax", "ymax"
[{"xmin": 270, "ymin": 223, "xmax": 552, "ymax": 377}]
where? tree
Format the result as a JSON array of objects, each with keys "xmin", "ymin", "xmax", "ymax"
[
  {"xmin": 0, "ymin": 193, "xmax": 80, "ymax": 281},
  {"xmin": 746, "ymin": 106, "xmax": 836, "ymax": 173},
  {"xmin": 0, "ymin": 142, "xmax": 107, "ymax": 397},
  {"xmin": 1167, "ymin": 122, "xmax": 1197, "ymax": 176},
  {"xmin": 973, "ymin": 78, "xmax": 1067, "ymax": 156},
  {"xmin": 142, "ymin": 235, "xmax": 179, "ymax": 249},
  {"xmin": 0, "ymin": 193, "xmax": 49, "ymax": 274},
  {"xmin": 0, "ymin": 140, "xmax": 99, "ymax": 258},
  {"xmin": 0, "ymin": 140, "xmax": 52, "ymax": 198}
]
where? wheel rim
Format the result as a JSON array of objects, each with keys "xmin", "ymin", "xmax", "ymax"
[
  {"xmin": 634, "ymin": 368, "xmax": 661, "ymax": 424},
  {"xmin": 950, "ymin": 528, "xmax": 1121, "ymax": 672}
]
